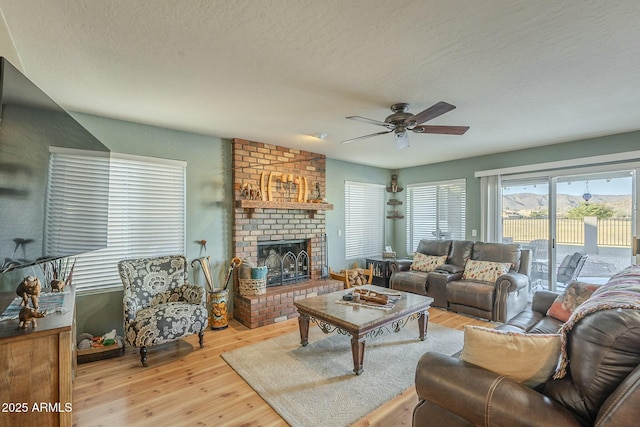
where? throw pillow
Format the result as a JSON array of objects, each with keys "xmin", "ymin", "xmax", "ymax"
[
  {"xmin": 546, "ymin": 281, "xmax": 599, "ymax": 322},
  {"xmin": 460, "ymin": 326, "xmax": 561, "ymax": 388},
  {"xmin": 462, "ymin": 259, "xmax": 511, "ymax": 283},
  {"xmin": 410, "ymin": 253, "xmax": 447, "ymax": 272}
]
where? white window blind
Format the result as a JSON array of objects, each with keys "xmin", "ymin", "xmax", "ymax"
[
  {"xmin": 47, "ymin": 152, "xmax": 186, "ymax": 294},
  {"xmin": 406, "ymin": 179, "xmax": 466, "ymax": 253},
  {"xmin": 345, "ymin": 181, "xmax": 385, "ymax": 259},
  {"xmin": 45, "ymin": 148, "xmax": 110, "ymax": 259}
]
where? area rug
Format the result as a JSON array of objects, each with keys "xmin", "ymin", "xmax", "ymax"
[{"xmin": 221, "ymin": 322, "xmax": 463, "ymax": 427}]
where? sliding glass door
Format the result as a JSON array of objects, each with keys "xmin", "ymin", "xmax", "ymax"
[
  {"xmin": 501, "ymin": 168, "xmax": 637, "ymax": 292},
  {"xmin": 501, "ymin": 178, "xmax": 550, "ymax": 292},
  {"xmin": 554, "ymin": 170, "xmax": 635, "ymax": 289}
]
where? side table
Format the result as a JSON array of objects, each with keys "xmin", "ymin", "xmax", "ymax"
[{"xmin": 366, "ymin": 256, "xmax": 411, "ymax": 287}]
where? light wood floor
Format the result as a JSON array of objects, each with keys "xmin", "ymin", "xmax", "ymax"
[{"xmin": 72, "ymin": 308, "xmax": 492, "ymax": 427}]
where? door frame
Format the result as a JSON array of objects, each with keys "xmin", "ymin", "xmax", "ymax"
[{"xmin": 494, "ymin": 163, "xmax": 639, "ymax": 290}]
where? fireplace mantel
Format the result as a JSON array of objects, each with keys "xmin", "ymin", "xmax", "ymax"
[{"xmin": 236, "ymin": 200, "xmax": 333, "ymax": 218}]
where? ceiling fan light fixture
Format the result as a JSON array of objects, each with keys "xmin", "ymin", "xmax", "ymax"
[
  {"xmin": 394, "ymin": 132, "xmax": 409, "ymax": 150},
  {"xmin": 343, "ymin": 101, "xmax": 468, "ymax": 147}
]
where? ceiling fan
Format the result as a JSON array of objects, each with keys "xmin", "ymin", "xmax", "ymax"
[{"xmin": 341, "ymin": 101, "xmax": 469, "ymax": 150}]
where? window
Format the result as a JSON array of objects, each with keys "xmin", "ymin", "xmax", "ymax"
[
  {"xmin": 406, "ymin": 179, "xmax": 466, "ymax": 253},
  {"xmin": 45, "ymin": 148, "xmax": 110, "ymax": 262},
  {"xmin": 47, "ymin": 152, "xmax": 186, "ymax": 294},
  {"xmin": 344, "ymin": 181, "xmax": 385, "ymax": 259}
]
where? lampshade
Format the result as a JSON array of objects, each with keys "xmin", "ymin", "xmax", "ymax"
[{"xmin": 394, "ymin": 132, "xmax": 409, "ymax": 150}]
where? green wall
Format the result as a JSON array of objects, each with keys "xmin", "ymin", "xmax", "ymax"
[
  {"xmin": 391, "ymin": 131, "xmax": 640, "ymax": 257},
  {"xmin": 2, "ymin": 101, "xmax": 638, "ymax": 336},
  {"xmin": 1, "ymin": 16, "xmax": 639, "ymax": 335},
  {"xmin": 69, "ymin": 113, "xmax": 232, "ymax": 337},
  {"xmin": 3, "ymin": 107, "xmax": 638, "ymax": 336},
  {"xmin": 324, "ymin": 159, "xmax": 391, "ymax": 271}
]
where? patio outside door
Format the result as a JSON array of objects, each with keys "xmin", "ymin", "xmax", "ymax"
[
  {"xmin": 501, "ymin": 169, "xmax": 637, "ymax": 293},
  {"xmin": 553, "ymin": 171, "xmax": 635, "ymax": 289},
  {"xmin": 501, "ymin": 178, "xmax": 550, "ymax": 292}
]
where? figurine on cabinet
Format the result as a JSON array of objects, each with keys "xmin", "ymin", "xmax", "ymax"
[
  {"xmin": 18, "ymin": 306, "xmax": 46, "ymax": 328},
  {"xmin": 16, "ymin": 275, "xmax": 41, "ymax": 309},
  {"xmin": 51, "ymin": 279, "xmax": 65, "ymax": 292}
]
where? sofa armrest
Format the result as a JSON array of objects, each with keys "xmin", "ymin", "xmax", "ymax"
[
  {"xmin": 151, "ymin": 283, "xmax": 205, "ymax": 306},
  {"xmin": 496, "ymin": 271, "xmax": 529, "ymax": 292},
  {"xmin": 434, "ymin": 263, "xmax": 464, "ymax": 275},
  {"xmin": 493, "ymin": 272, "xmax": 529, "ymax": 322},
  {"xmin": 173, "ymin": 283, "xmax": 205, "ymax": 304},
  {"xmin": 415, "ymin": 352, "xmax": 582, "ymax": 426},
  {"xmin": 389, "ymin": 259, "xmax": 412, "ymax": 273},
  {"xmin": 531, "ymin": 290, "xmax": 561, "ymax": 314}
]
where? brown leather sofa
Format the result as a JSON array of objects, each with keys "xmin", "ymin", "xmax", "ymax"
[
  {"xmin": 413, "ymin": 265, "xmax": 640, "ymax": 426},
  {"xmin": 389, "ymin": 240, "xmax": 531, "ymax": 322},
  {"xmin": 495, "ymin": 289, "xmax": 564, "ymax": 334}
]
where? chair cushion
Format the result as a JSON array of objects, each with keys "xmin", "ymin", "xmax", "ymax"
[
  {"xmin": 411, "ymin": 253, "xmax": 447, "ymax": 272},
  {"xmin": 448, "ymin": 240, "xmax": 474, "ymax": 267},
  {"xmin": 546, "ymin": 281, "xmax": 599, "ymax": 322},
  {"xmin": 447, "ymin": 280, "xmax": 495, "ymax": 311},
  {"xmin": 125, "ymin": 302, "xmax": 208, "ymax": 347},
  {"xmin": 391, "ymin": 271, "xmax": 429, "ymax": 295},
  {"xmin": 415, "ymin": 239, "xmax": 452, "ymax": 257},
  {"xmin": 472, "ymin": 242, "xmax": 521, "ymax": 272},
  {"xmin": 462, "ymin": 259, "xmax": 511, "ymax": 283},
  {"xmin": 460, "ymin": 325, "xmax": 561, "ymax": 388},
  {"xmin": 119, "ymin": 255, "xmax": 188, "ymax": 309}
]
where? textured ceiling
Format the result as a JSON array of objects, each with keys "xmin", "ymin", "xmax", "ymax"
[{"xmin": 1, "ymin": 0, "xmax": 639, "ymax": 168}]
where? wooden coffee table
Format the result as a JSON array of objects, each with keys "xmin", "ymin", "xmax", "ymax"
[{"xmin": 293, "ymin": 285, "xmax": 433, "ymax": 375}]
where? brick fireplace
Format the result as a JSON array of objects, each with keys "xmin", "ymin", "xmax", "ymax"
[{"xmin": 231, "ymin": 138, "xmax": 341, "ymax": 328}]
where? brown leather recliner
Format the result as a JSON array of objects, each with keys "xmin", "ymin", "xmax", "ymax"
[
  {"xmin": 389, "ymin": 239, "xmax": 466, "ymax": 306},
  {"xmin": 390, "ymin": 240, "xmax": 531, "ymax": 322},
  {"xmin": 413, "ymin": 276, "xmax": 640, "ymax": 426},
  {"xmin": 445, "ymin": 242, "xmax": 530, "ymax": 322}
]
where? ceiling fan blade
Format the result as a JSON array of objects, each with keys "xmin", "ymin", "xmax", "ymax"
[
  {"xmin": 412, "ymin": 125, "xmax": 469, "ymax": 135},
  {"xmin": 340, "ymin": 130, "xmax": 392, "ymax": 144},
  {"xmin": 346, "ymin": 116, "xmax": 394, "ymax": 129},
  {"xmin": 405, "ymin": 101, "xmax": 456, "ymax": 126}
]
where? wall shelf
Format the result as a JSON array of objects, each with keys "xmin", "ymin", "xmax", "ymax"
[
  {"xmin": 236, "ymin": 200, "xmax": 333, "ymax": 218},
  {"xmin": 386, "ymin": 213, "xmax": 405, "ymax": 219}
]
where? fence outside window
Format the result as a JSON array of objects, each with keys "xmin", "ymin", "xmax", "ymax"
[{"xmin": 502, "ymin": 217, "xmax": 632, "ymax": 247}]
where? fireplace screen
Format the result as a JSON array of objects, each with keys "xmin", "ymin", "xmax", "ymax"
[{"xmin": 257, "ymin": 239, "xmax": 310, "ymax": 287}]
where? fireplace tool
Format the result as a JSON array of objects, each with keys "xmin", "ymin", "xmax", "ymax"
[
  {"xmin": 192, "ymin": 256, "xmax": 241, "ymax": 330},
  {"xmin": 321, "ymin": 232, "xmax": 328, "ymax": 278}
]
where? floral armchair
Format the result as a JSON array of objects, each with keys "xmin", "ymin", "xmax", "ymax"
[{"xmin": 118, "ymin": 254, "xmax": 208, "ymax": 366}]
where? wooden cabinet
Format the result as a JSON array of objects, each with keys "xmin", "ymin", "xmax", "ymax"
[
  {"xmin": 366, "ymin": 257, "xmax": 393, "ymax": 287},
  {"xmin": 0, "ymin": 287, "xmax": 76, "ymax": 427},
  {"xmin": 366, "ymin": 257, "xmax": 412, "ymax": 287}
]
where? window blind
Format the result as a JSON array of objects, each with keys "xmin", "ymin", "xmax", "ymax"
[
  {"xmin": 45, "ymin": 148, "xmax": 110, "ymax": 259},
  {"xmin": 406, "ymin": 179, "xmax": 466, "ymax": 253},
  {"xmin": 344, "ymin": 181, "xmax": 385, "ymax": 259},
  {"xmin": 46, "ymin": 152, "xmax": 186, "ymax": 294}
]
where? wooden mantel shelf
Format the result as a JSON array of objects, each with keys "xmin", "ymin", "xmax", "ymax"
[{"xmin": 236, "ymin": 200, "xmax": 333, "ymax": 218}]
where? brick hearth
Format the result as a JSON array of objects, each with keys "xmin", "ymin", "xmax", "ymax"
[
  {"xmin": 231, "ymin": 138, "xmax": 340, "ymax": 328},
  {"xmin": 234, "ymin": 279, "xmax": 343, "ymax": 329}
]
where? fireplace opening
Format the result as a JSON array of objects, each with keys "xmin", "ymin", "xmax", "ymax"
[{"xmin": 257, "ymin": 239, "xmax": 310, "ymax": 287}]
